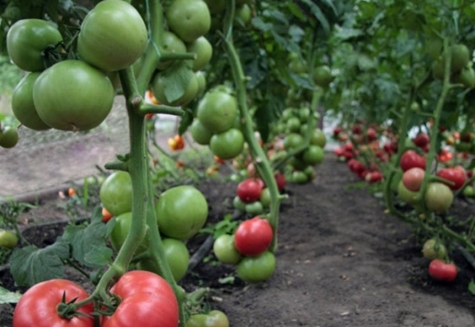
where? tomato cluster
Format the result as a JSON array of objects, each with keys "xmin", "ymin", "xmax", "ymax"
[
  {"xmin": 213, "ymin": 216, "xmax": 276, "ymax": 283},
  {"xmin": 191, "ymin": 85, "xmax": 244, "ymax": 160}
]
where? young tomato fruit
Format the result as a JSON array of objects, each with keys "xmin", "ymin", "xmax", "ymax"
[
  {"xmin": 13, "ymin": 279, "xmax": 94, "ymax": 327},
  {"xmin": 234, "ymin": 217, "xmax": 273, "ymax": 256},
  {"xmin": 422, "ymin": 239, "xmax": 447, "ymax": 260},
  {"xmin": 428, "ymin": 259, "xmax": 457, "ymax": 282}
]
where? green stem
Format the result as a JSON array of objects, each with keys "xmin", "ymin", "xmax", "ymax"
[
  {"xmin": 140, "ymin": 103, "xmax": 185, "ymax": 116},
  {"xmin": 222, "ymin": 0, "xmax": 281, "ymax": 252}
]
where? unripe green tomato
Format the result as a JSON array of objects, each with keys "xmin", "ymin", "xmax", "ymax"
[
  {"xmin": 166, "ymin": 0, "xmax": 211, "ymax": 43},
  {"xmin": 99, "ymin": 171, "xmax": 133, "ymax": 217},
  {"xmin": 213, "ymin": 234, "xmax": 242, "ymax": 264},
  {"xmin": 291, "ymin": 171, "xmax": 308, "ymax": 184},
  {"xmin": 232, "ymin": 195, "xmax": 246, "ymax": 211},
  {"xmin": 311, "ymin": 129, "xmax": 326, "ymax": 147},
  {"xmin": 152, "ymin": 72, "xmax": 199, "ymax": 106},
  {"xmin": 12, "ymin": 72, "xmax": 50, "ymax": 130},
  {"xmin": 237, "ymin": 251, "xmax": 276, "ymax": 283},
  {"xmin": 110, "ymin": 212, "xmax": 149, "ymax": 253},
  {"xmin": 186, "ymin": 36, "xmax": 213, "ymax": 72},
  {"xmin": 0, "ymin": 127, "xmax": 19, "ymax": 148},
  {"xmin": 195, "ymin": 71, "xmax": 207, "ymax": 95},
  {"xmin": 197, "ymin": 89, "xmax": 238, "ymax": 133},
  {"xmin": 190, "ymin": 119, "xmax": 213, "ymax": 145},
  {"xmin": 157, "ymin": 31, "xmax": 187, "ymax": 70},
  {"xmin": 162, "ymin": 238, "xmax": 189, "ymax": 281},
  {"xmin": 209, "ymin": 128, "xmax": 244, "ymax": 160},
  {"xmin": 244, "ymin": 201, "xmax": 264, "ymax": 215},
  {"xmin": 422, "ymin": 238, "xmax": 447, "ymax": 260},
  {"xmin": 259, "ymin": 188, "xmax": 271, "ymax": 207},
  {"xmin": 0, "ymin": 230, "xmax": 18, "ymax": 249}
]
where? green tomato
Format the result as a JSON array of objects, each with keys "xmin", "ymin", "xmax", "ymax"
[
  {"xmin": 157, "ymin": 31, "xmax": 187, "ymax": 70},
  {"xmin": 152, "ymin": 71, "xmax": 198, "ymax": 106},
  {"xmin": 197, "ymin": 88, "xmax": 238, "ymax": 133},
  {"xmin": 244, "ymin": 201, "xmax": 264, "ymax": 215},
  {"xmin": 286, "ymin": 117, "xmax": 301, "ymax": 133},
  {"xmin": 237, "ymin": 251, "xmax": 276, "ymax": 283},
  {"xmin": 422, "ymin": 238, "xmax": 447, "ymax": 260},
  {"xmin": 100, "ymin": 171, "xmax": 133, "ymax": 217},
  {"xmin": 12, "ymin": 72, "xmax": 50, "ymax": 130},
  {"xmin": 424, "ymin": 182, "xmax": 453, "ymax": 214},
  {"xmin": 311, "ymin": 129, "xmax": 326, "ymax": 147},
  {"xmin": 33, "ymin": 60, "xmax": 114, "ymax": 131},
  {"xmin": 289, "ymin": 56, "xmax": 307, "ymax": 75},
  {"xmin": 0, "ymin": 229, "xmax": 18, "ymax": 249},
  {"xmin": 213, "ymin": 234, "xmax": 242, "ymax": 264},
  {"xmin": 234, "ymin": 4, "xmax": 251, "ymax": 27},
  {"xmin": 313, "ymin": 65, "xmax": 332, "ymax": 87},
  {"xmin": 195, "ymin": 71, "xmax": 207, "ymax": 95},
  {"xmin": 110, "ymin": 212, "xmax": 148, "ymax": 253},
  {"xmin": 209, "ymin": 128, "xmax": 244, "ymax": 160},
  {"xmin": 291, "ymin": 171, "xmax": 308, "ymax": 184},
  {"xmin": 302, "ymin": 145, "xmax": 324, "ymax": 165},
  {"xmin": 202, "ymin": 0, "xmax": 226, "ymax": 14},
  {"xmin": 155, "ymin": 185, "xmax": 208, "ymax": 240},
  {"xmin": 6, "ymin": 19, "xmax": 62, "ymax": 72},
  {"xmin": 186, "ymin": 36, "xmax": 213, "ymax": 72},
  {"xmin": 163, "ymin": 238, "xmax": 189, "ymax": 281},
  {"xmin": 397, "ymin": 180, "xmax": 418, "ymax": 206},
  {"xmin": 284, "ymin": 133, "xmax": 304, "ymax": 150},
  {"xmin": 190, "ymin": 119, "xmax": 213, "ymax": 145},
  {"xmin": 78, "ymin": 0, "xmax": 148, "ymax": 71},
  {"xmin": 186, "ymin": 310, "xmax": 230, "ymax": 327},
  {"xmin": 259, "ymin": 188, "xmax": 271, "ymax": 207},
  {"xmin": 166, "ymin": 0, "xmax": 211, "ymax": 42},
  {"xmin": 0, "ymin": 127, "xmax": 19, "ymax": 149},
  {"xmin": 232, "ymin": 195, "xmax": 246, "ymax": 211}
]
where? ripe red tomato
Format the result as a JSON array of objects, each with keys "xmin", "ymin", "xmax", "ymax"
[
  {"xmin": 103, "ymin": 270, "xmax": 178, "ymax": 327},
  {"xmin": 348, "ymin": 159, "xmax": 365, "ymax": 175},
  {"xmin": 13, "ymin": 279, "xmax": 94, "ymax": 327},
  {"xmin": 413, "ymin": 133, "xmax": 430, "ymax": 148},
  {"xmin": 436, "ymin": 167, "xmax": 466, "ymax": 190},
  {"xmin": 365, "ymin": 171, "xmax": 383, "ymax": 183},
  {"xmin": 428, "ymin": 259, "xmax": 457, "ymax": 282},
  {"xmin": 366, "ymin": 127, "xmax": 377, "ymax": 141},
  {"xmin": 234, "ymin": 217, "xmax": 273, "ymax": 256},
  {"xmin": 274, "ymin": 172, "xmax": 286, "ymax": 191},
  {"xmin": 237, "ymin": 178, "xmax": 263, "ymax": 203},
  {"xmin": 402, "ymin": 167, "xmax": 425, "ymax": 192},
  {"xmin": 400, "ymin": 150, "xmax": 426, "ymax": 171}
]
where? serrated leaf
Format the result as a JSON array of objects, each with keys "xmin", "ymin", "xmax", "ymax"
[
  {"xmin": 271, "ymin": 29, "xmax": 299, "ymax": 53},
  {"xmin": 251, "ymin": 16, "xmax": 272, "ymax": 32},
  {"xmin": 63, "ymin": 208, "xmax": 113, "ymax": 268},
  {"xmin": 161, "ymin": 63, "xmax": 193, "ymax": 103},
  {"xmin": 333, "ymin": 27, "xmax": 364, "ymax": 41},
  {"xmin": 289, "ymin": 73, "xmax": 314, "ymax": 90},
  {"xmin": 83, "ymin": 246, "xmax": 113, "ymax": 267},
  {"xmin": 9, "ymin": 238, "xmax": 70, "ymax": 287},
  {"xmin": 0, "ymin": 286, "xmax": 22, "ymax": 304}
]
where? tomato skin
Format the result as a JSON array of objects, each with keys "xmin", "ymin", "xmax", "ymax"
[
  {"xmin": 311, "ymin": 129, "xmax": 326, "ymax": 147},
  {"xmin": 213, "ymin": 234, "xmax": 242, "ymax": 264},
  {"xmin": 166, "ymin": 0, "xmax": 211, "ymax": 42},
  {"xmin": 237, "ymin": 178, "xmax": 263, "ymax": 203},
  {"xmin": 0, "ymin": 127, "xmax": 19, "ymax": 149},
  {"xmin": 190, "ymin": 119, "xmax": 213, "ymax": 145},
  {"xmin": 302, "ymin": 145, "xmax": 324, "ymax": 165},
  {"xmin": 162, "ymin": 238, "xmax": 190, "ymax": 281},
  {"xmin": 402, "ymin": 167, "xmax": 425, "ymax": 192},
  {"xmin": 110, "ymin": 212, "xmax": 148, "ymax": 254},
  {"xmin": 236, "ymin": 251, "xmax": 276, "ymax": 283},
  {"xmin": 186, "ymin": 310, "xmax": 229, "ymax": 327},
  {"xmin": 78, "ymin": 0, "xmax": 148, "ymax": 72},
  {"xmin": 400, "ymin": 150, "xmax": 426, "ymax": 172},
  {"xmin": 155, "ymin": 185, "xmax": 208, "ymax": 240},
  {"xmin": 424, "ymin": 182, "xmax": 453, "ymax": 213},
  {"xmin": 244, "ymin": 201, "xmax": 264, "ymax": 215},
  {"xmin": 234, "ymin": 217, "xmax": 273, "ymax": 257},
  {"xmin": 33, "ymin": 60, "xmax": 114, "ymax": 131},
  {"xmin": 397, "ymin": 180, "xmax": 419, "ymax": 206},
  {"xmin": 413, "ymin": 133, "xmax": 430, "ymax": 148},
  {"xmin": 428, "ymin": 259, "xmax": 457, "ymax": 282},
  {"xmin": 100, "ymin": 171, "xmax": 133, "ymax": 217},
  {"xmin": 0, "ymin": 229, "xmax": 18, "ymax": 249},
  {"xmin": 103, "ymin": 270, "xmax": 178, "ymax": 327},
  {"xmin": 284, "ymin": 133, "xmax": 304, "ymax": 150},
  {"xmin": 186, "ymin": 36, "xmax": 213, "ymax": 72},
  {"xmin": 7, "ymin": 19, "xmax": 62, "ymax": 72},
  {"xmin": 436, "ymin": 167, "xmax": 466, "ymax": 190},
  {"xmin": 422, "ymin": 239, "xmax": 447, "ymax": 260},
  {"xmin": 13, "ymin": 279, "xmax": 94, "ymax": 327},
  {"xmin": 274, "ymin": 172, "xmax": 286, "ymax": 191},
  {"xmin": 11, "ymin": 72, "xmax": 50, "ymax": 130}
]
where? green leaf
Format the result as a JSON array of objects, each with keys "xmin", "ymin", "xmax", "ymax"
[
  {"xmin": 468, "ymin": 279, "xmax": 475, "ymax": 295},
  {"xmin": 160, "ymin": 62, "xmax": 193, "ymax": 103},
  {"xmin": 333, "ymin": 27, "xmax": 364, "ymax": 41},
  {"xmin": 63, "ymin": 208, "xmax": 113, "ymax": 268},
  {"xmin": 251, "ymin": 16, "xmax": 273, "ymax": 32},
  {"xmin": 287, "ymin": 2, "xmax": 306, "ymax": 21},
  {"xmin": 300, "ymin": 0, "xmax": 330, "ymax": 32},
  {"xmin": 9, "ymin": 238, "xmax": 70, "ymax": 287},
  {"xmin": 0, "ymin": 286, "xmax": 22, "ymax": 304}
]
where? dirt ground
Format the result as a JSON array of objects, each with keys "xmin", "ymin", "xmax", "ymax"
[{"xmin": 0, "ymin": 102, "xmax": 474, "ymax": 326}]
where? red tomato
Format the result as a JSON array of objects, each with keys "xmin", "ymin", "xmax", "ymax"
[
  {"xmin": 352, "ymin": 124, "xmax": 362, "ymax": 134},
  {"xmin": 348, "ymin": 159, "xmax": 365, "ymax": 175},
  {"xmin": 400, "ymin": 150, "xmax": 426, "ymax": 172},
  {"xmin": 365, "ymin": 171, "xmax": 383, "ymax": 183},
  {"xmin": 237, "ymin": 178, "xmax": 263, "ymax": 203},
  {"xmin": 234, "ymin": 217, "xmax": 273, "ymax": 256},
  {"xmin": 13, "ymin": 279, "xmax": 94, "ymax": 327},
  {"xmin": 366, "ymin": 127, "xmax": 377, "ymax": 141},
  {"xmin": 413, "ymin": 133, "xmax": 430, "ymax": 148},
  {"xmin": 428, "ymin": 259, "xmax": 457, "ymax": 282},
  {"xmin": 437, "ymin": 167, "xmax": 467, "ymax": 190},
  {"xmin": 333, "ymin": 127, "xmax": 341, "ymax": 136},
  {"xmin": 103, "ymin": 270, "xmax": 178, "ymax": 327},
  {"xmin": 402, "ymin": 167, "xmax": 425, "ymax": 192},
  {"xmin": 274, "ymin": 172, "xmax": 286, "ymax": 191}
]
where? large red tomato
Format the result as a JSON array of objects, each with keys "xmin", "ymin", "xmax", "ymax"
[
  {"xmin": 400, "ymin": 150, "xmax": 426, "ymax": 172},
  {"xmin": 237, "ymin": 178, "xmax": 263, "ymax": 203},
  {"xmin": 13, "ymin": 279, "xmax": 94, "ymax": 327}
]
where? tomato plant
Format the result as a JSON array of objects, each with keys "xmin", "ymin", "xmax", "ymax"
[{"xmin": 13, "ymin": 279, "xmax": 94, "ymax": 327}]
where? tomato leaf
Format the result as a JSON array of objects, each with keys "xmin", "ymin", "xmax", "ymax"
[
  {"xmin": 0, "ymin": 286, "xmax": 22, "ymax": 304},
  {"xmin": 63, "ymin": 208, "xmax": 114, "ymax": 268},
  {"xmin": 9, "ymin": 238, "xmax": 70, "ymax": 287},
  {"xmin": 161, "ymin": 62, "xmax": 193, "ymax": 103}
]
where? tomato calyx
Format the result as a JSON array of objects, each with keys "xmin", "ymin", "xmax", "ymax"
[{"xmin": 56, "ymin": 293, "xmax": 91, "ymax": 320}]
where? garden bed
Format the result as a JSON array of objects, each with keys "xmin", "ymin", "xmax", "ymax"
[{"xmin": 1, "ymin": 153, "xmax": 474, "ymax": 327}]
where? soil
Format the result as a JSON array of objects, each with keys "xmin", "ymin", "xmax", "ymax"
[{"xmin": 0, "ymin": 100, "xmax": 474, "ymax": 326}]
